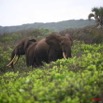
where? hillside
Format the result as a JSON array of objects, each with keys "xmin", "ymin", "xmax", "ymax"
[{"xmin": 0, "ymin": 19, "xmax": 95, "ymax": 35}]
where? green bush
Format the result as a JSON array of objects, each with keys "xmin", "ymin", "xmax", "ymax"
[{"xmin": 0, "ymin": 41, "xmax": 103, "ymax": 103}]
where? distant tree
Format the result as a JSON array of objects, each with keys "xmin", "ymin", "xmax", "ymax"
[{"xmin": 88, "ymin": 7, "xmax": 103, "ymax": 28}]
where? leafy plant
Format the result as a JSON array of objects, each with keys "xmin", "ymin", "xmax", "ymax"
[{"xmin": 0, "ymin": 40, "xmax": 103, "ymax": 103}]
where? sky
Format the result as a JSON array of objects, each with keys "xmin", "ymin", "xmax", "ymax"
[{"xmin": 0, "ymin": 0, "xmax": 103, "ymax": 26}]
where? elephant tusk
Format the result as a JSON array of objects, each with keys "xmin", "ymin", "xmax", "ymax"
[
  {"xmin": 63, "ymin": 52, "xmax": 66, "ymax": 59},
  {"xmin": 13, "ymin": 56, "xmax": 19, "ymax": 65},
  {"xmin": 6, "ymin": 54, "xmax": 17, "ymax": 67}
]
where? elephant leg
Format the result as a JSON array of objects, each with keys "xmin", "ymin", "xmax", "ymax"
[
  {"xmin": 26, "ymin": 49, "xmax": 35, "ymax": 67},
  {"xmin": 32, "ymin": 57, "xmax": 38, "ymax": 68},
  {"xmin": 26, "ymin": 53, "xmax": 30, "ymax": 67},
  {"xmin": 34, "ymin": 51, "xmax": 49, "ymax": 67},
  {"xmin": 36, "ymin": 58, "xmax": 43, "ymax": 66}
]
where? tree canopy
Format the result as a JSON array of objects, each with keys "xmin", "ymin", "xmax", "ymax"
[{"xmin": 88, "ymin": 7, "xmax": 103, "ymax": 28}]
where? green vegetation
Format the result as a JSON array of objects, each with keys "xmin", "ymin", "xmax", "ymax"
[
  {"xmin": 0, "ymin": 29, "xmax": 103, "ymax": 103},
  {"xmin": 61, "ymin": 26, "xmax": 103, "ymax": 43}
]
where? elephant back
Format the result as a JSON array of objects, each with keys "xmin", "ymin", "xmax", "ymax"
[{"xmin": 46, "ymin": 33, "xmax": 61, "ymax": 45}]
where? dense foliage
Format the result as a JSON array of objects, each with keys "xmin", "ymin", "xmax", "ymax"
[
  {"xmin": 0, "ymin": 37, "xmax": 103, "ymax": 103},
  {"xmin": 88, "ymin": 7, "xmax": 103, "ymax": 28},
  {"xmin": 60, "ymin": 26, "xmax": 103, "ymax": 43}
]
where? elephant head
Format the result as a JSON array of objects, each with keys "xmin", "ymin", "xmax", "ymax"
[
  {"xmin": 59, "ymin": 36, "xmax": 72, "ymax": 58},
  {"xmin": 65, "ymin": 33, "xmax": 73, "ymax": 46},
  {"xmin": 46, "ymin": 33, "xmax": 72, "ymax": 60},
  {"xmin": 7, "ymin": 38, "xmax": 36, "ymax": 68}
]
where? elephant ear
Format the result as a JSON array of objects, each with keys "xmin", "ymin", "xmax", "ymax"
[
  {"xmin": 46, "ymin": 33, "xmax": 61, "ymax": 45},
  {"xmin": 29, "ymin": 38, "xmax": 36, "ymax": 42},
  {"xmin": 24, "ymin": 38, "xmax": 36, "ymax": 51},
  {"xmin": 65, "ymin": 33, "xmax": 73, "ymax": 46}
]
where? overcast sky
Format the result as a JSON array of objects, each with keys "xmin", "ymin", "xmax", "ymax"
[{"xmin": 0, "ymin": 0, "xmax": 103, "ymax": 26}]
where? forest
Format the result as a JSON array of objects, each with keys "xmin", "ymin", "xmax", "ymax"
[{"xmin": 0, "ymin": 25, "xmax": 103, "ymax": 103}]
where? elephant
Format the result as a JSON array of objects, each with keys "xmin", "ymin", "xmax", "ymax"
[
  {"xmin": 6, "ymin": 38, "xmax": 36, "ymax": 68},
  {"xmin": 26, "ymin": 38, "xmax": 49, "ymax": 67},
  {"xmin": 26, "ymin": 32, "xmax": 72, "ymax": 67}
]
